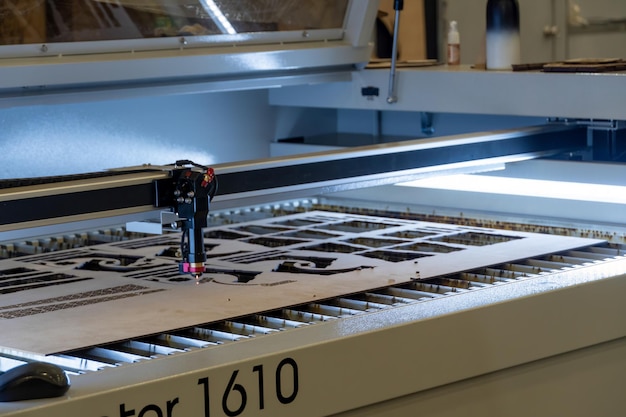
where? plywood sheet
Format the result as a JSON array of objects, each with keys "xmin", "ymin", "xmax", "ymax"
[{"xmin": 0, "ymin": 211, "xmax": 601, "ymax": 354}]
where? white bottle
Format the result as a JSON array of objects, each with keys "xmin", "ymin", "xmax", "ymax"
[
  {"xmin": 447, "ymin": 21, "xmax": 461, "ymax": 65},
  {"xmin": 486, "ymin": 0, "xmax": 521, "ymax": 70}
]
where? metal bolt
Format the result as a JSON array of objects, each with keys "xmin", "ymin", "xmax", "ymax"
[
  {"xmin": 40, "ymin": 44, "xmax": 48, "ymax": 53},
  {"xmin": 302, "ymin": 31, "xmax": 310, "ymax": 38},
  {"xmin": 179, "ymin": 37, "xmax": 188, "ymax": 45}
]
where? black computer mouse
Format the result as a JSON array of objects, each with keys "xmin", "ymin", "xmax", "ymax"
[{"xmin": 0, "ymin": 362, "xmax": 70, "ymax": 402}]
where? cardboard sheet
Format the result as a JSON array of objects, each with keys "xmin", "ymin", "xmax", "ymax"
[{"xmin": 378, "ymin": 0, "xmax": 426, "ymax": 61}]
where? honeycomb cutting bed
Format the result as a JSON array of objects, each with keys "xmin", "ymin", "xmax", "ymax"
[{"xmin": 0, "ymin": 211, "xmax": 601, "ymax": 354}]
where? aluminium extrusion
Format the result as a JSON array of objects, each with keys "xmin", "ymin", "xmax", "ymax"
[{"xmin": 0, "ymin": 125, "xmax": 587, "ymax": 236}]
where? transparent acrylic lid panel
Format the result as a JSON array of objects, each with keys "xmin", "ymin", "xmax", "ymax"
[{"xmin": 1, "ymin": 0, "xmax": 349, "ymax": 48}]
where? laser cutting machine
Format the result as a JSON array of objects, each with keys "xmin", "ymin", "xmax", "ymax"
[{"xmin": 1, "ymin": 1, "xmax": 626, "ymax": 416}]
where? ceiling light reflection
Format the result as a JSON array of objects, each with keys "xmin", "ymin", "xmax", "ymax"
[
  {"xmin": 200, "ymin": 0, "xmax": 237, "ymax": 35},
  {"xmin": 397, "ymin": 174, "xmax": 626, "ymax": 204}
]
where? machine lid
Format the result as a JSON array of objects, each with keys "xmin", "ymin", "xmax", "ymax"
[{"xmin": 0, "ymin": 0, "xmax": 377, "ymax": 95}]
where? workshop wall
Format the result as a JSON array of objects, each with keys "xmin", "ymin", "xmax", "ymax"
[
  {"xmin": 0, "ymin": 90, "xmax": 275, "ymax": 178},
  {"xmin": 442, "ymin": 0, "xmax": 626, "ymax": 64}
]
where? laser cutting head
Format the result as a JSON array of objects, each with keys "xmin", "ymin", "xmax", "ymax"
[{"xmin": 154, "ymin": 161, "xmax": 217, "ymax": 278}]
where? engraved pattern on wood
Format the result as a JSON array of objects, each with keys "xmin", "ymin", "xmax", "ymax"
[{"xmin": 0, "ymin": 211, "xmax": 602, "ymax": 354}]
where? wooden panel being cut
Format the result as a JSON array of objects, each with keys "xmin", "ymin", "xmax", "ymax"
[{"xmin": 0, "ymin": 211, "xmax": 602, "ymax": 354}]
